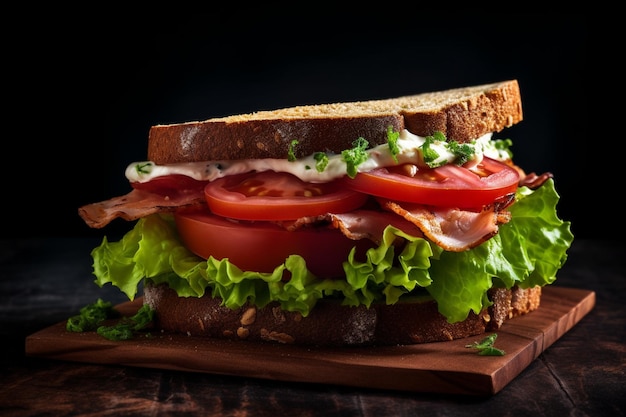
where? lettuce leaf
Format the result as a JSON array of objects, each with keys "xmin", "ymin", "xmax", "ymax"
[
  {"xmin": 90, "ymin": 179, "xmax": 573, "ymax": 322},
  {"xmin": 426, "ymin": 179, "xmax": 573, "ymax": 321}
]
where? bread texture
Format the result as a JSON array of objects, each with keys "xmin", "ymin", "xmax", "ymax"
[
  {"xmin": 143, "ymin": 282, "xmax": 541, "ymax": 346},
  {"xmin": 148, "ymin": 80, "xmax": 522, "ymax": 164}
]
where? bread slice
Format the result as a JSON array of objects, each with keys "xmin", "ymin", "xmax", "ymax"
[
  {"xmin": 148, "ymin": 80, "xmax": 522, "ymax": 164},
  {"xmin": 143, "ymin": 282, "xmax": 541, "ymax": 346}
]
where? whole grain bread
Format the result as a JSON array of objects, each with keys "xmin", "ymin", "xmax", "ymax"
[
  {"xmin": 143, "ymin": 282, "xmax": 541, "ymax": 346},
  {"xmin": 147, "ymin": 80, "xmax": 522, "ymax": 164}
]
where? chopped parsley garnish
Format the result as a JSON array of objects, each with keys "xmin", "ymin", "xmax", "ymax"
[
  {"xmin": 135, "ymin": 162, "xmax": 154, "ymax": 175},
  {"xmin": 421, "ymin": 134, "xmax": 441, "ymax": 167},
  {"xmin": 430, "ymin": 131, "xmax": 447, "ymax": 143},
  {"xmin": 289, "ymin": 140, "xmax": 328, "ymax": 172},
  {"xmin": 96, "ymin": 304, "xmax": 155, "ymax": 341},
  {"xmin": 420, "ymin": 131, "xmax": 479, "ymax": 167},
  {"xmin": 386, "ymin": 126, "xmax": 400, "ymax": 163},
  {"xmin": 447, "ymin": 140, "xmax": 475, "ymax": 166},
  {"xmin": 67, "ymin": 299, "xmax": 154, "ymax": 341},
  {"xmin": 287, "ymin": 139, "xmax": 299, "ymax": 162},
  {"xmin": 66, "ymin": 298, "xmax": 119, "ymax": 332},
  {"xmin": 342, "ymin": 137, "xmax": 370, "ymax": 178},
  {"xmin": 465, "ymin": 333, "xmax": 505, "ymax": 356},
  {"xmin": 314, "ymin": 152, "xmax": 329, "ymax": 172}
]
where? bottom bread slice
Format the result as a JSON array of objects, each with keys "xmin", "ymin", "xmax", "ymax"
[{"xmin": 142, "ymin": 282, "xmax": 541, "ymax": 346}]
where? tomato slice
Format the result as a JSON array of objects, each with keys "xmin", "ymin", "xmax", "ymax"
[
  {"xmin": 342, "ymin": 157, "xmax": 519, "ymax": 209},
  {"xmin": 175, "ymin": 207, "xmax": 374, "ymax": 277},
  {"xmin": 204, "ymin": 171, "xmax": 369, "ymax": 221}
]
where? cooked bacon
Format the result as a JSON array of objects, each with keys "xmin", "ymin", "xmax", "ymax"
[
  {"xmin": 78, "ymin": 189, "xmax": 204, "ymax": 229},
  {"xmin": 281, "ymin": 202, "xmax": 510, "ymax": 253},
  {"xmin": 492, "ymin": 193, "xmax": 516, "ymax": 211},
  {"xmin": 520, "ymin": 172, "xmax": 554, "ymax": 189},
  {"xmin": 330, "ymin": 211, "xmax": 425, "ymax": 243},
  {"xmin": 505, "ymin": 160, "xmax": 554, "ymax": 190},
  {"xmin": 80, "ymin": 180, "xmax": 517, "ymax": 253},
  {"xmin": 283, "ymin": 210, "xmax": 424, "ymax": 244},
  {"xmin": 382, "ymin": 201, "xmax": 510, "ymax": 252},
  {"xmin": 80, "ymin": 188, "xmax": 510, "ymax": 252}
]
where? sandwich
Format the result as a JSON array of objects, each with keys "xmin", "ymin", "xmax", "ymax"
[{"xmin": 77, "ymin": 80, "xmax": 574, "ymax": 346}]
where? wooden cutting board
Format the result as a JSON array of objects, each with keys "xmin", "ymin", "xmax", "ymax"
[{"xmin": 25, "ymin": 286, "xmax": 595, "ymax": 396}]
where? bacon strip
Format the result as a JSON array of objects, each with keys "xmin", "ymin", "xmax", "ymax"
[
  {"xmin": 79, "ymin": 188, "xmax": 508, "ymax": 252},
  {"xmin": 506, "ymin": 160, "xmax": 553, "ymax": 190},
  {"xmin": 283, "ymin": 210, "xmax": 424, "ymax": 244},
  {"xmin": 80, "ymin": 185, "xmax": 515, "ymax": 253},
  {"xmin": 78, "ymin": 189, "xmax": 204, "ymax": 229},
  {"xmin": 329, "ymin": 211, "xmax": 425, "ymax": 243},
  {"xmin": 382, "ymin": 201, "xmax": 511, "ymax": 252},
  {"xmin": 520, "ymin": 172, "xmax": 553, "ymax": 189}
]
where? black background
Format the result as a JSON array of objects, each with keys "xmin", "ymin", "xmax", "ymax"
[{"xmin": 7, "ymin": 12, "xmax": 591, "ymax": 239}]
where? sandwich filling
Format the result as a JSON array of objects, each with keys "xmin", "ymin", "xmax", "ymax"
[{"xmin": 82, "ymin": 128, "xmax": 573, "ymax": 324}]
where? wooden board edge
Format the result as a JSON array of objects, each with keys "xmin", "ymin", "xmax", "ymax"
[{"xmin": 25, "ymin": 286, "xmax": 595, "ymax": 396}]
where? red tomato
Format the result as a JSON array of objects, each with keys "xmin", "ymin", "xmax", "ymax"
[
  {"xmin": 131, "ymin": 175, "xmax": 207, "ymax": 196},
  {"xmin": 342, "ymin": 157, "xmax": 519, "ymax": 209},
  {"xmin": 204, "ymin": 171, "xmax": 369, "ymax": 221},
  {"xmin": 175, "ymin": 207, "xmax": 374, "ymax": 277}
]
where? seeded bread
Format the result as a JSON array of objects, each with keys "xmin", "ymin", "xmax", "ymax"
[
  {"xmin": 147, "ymin": 80, "xmax": 522, "ymax": 164},
  {"xmin": 143, "ymin": 282, "xmax": 541, "ymax": 346}
]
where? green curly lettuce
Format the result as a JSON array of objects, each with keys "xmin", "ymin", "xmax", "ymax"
[{"xmin": 90, "ymin": 178, "xmax": 573, "ymax": 323}]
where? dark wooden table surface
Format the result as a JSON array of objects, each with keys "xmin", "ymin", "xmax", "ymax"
[{"xmin": 1, "ymin": 237, "xmax": 624, "ymax": 416}]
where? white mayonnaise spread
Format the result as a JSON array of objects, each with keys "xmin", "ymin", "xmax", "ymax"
[{"xmin": 125, "ymin": 130, "xmax": 509, "ymax": 184}]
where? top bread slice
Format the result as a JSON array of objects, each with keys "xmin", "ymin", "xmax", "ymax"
[{"xmin": 148, "ymin": 80, "xmax": 523, "ymax": 165}]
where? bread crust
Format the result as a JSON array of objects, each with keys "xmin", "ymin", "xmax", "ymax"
[
  {"xmin": 148, "ymin": 116, "xmax": 404, "ymax": 164},
  {"xmin": 147, "ymin": 80, "xmax": 522, "ymax": 164},
  {"xmin": 143, "ymin": 283, "xmax": 541, "ymax": 346}
]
